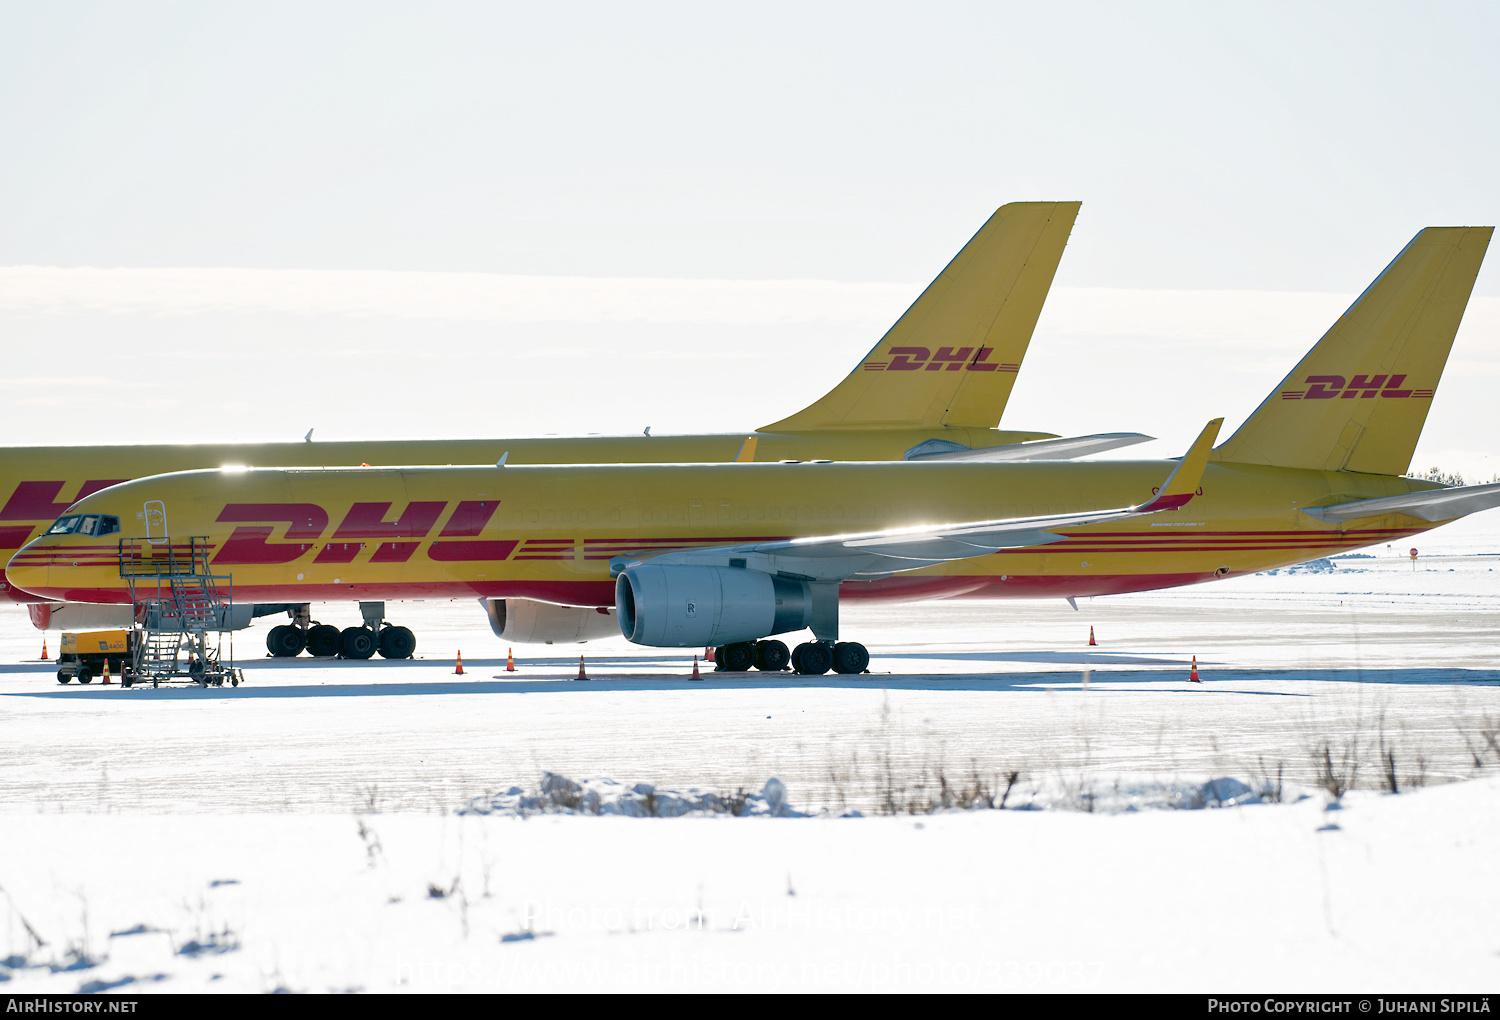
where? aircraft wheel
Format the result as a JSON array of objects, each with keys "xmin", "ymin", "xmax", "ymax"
[
  {"xmin": 832, "ymin": 641, "xmax": 869, "ymax": 675},
  {"xmin": 753, "ymin": 639, "xmax": 790, "ymax": 672},
  {"xmin": 56, "ymin": 670, "xmax": 71, "ymax": 684},
  {"xmin": 792, "ymin": 642, "xmax": 831, "ymax": 675},
  {"xmin": 76, "ymin": 666, "xmax": 94, "ymax": 684},
  {"xmin": 305, "ymin": 624, "xmax": 341, "ymax": 657},
  {"xmin": 378, "ymin": 625, "xmax": 416, "ymax": 659},
  {"xmin": 718, "ymin": 641, "xmax": 755, "ymax": 672},
  {"xmin": 340, "ymin": 626, "xmax": 377, "ymax": 660},
  {"xmin": 267, "ymin": 625, "xmax": 307, "ymax": 657}
]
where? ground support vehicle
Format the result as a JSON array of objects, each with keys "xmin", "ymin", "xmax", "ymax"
[{"xmin": 55, "ymin": 629, "xmax": 137, "ymax": 684}]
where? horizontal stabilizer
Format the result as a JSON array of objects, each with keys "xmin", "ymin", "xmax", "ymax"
[
  {"xmin": 904, "ymin": 432, "xmax": 1154, "ymax": 463},
  {"xmin": 1301, "ymin": 481, "xmax": 1500, "ymax": 523}
]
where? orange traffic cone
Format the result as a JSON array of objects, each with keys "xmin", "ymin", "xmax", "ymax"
[
  {"xmin": 691, "ymin": 655, "xmax": 701, "ymax": 680},
  {"xmin": 453, "ymin": 651, "xmax": 466, "ymax": 675},
  {"xmin": 1189, "ymin": 655, "xmax": 1200, "ymax": 683},
  {"xmin": 505, "ymin": 648, "xmax": 517, "ymax": 672},
  {"xmin": 705, "ymin": 646, "xmax": 715, "ymax": 663},
  {"xmin": 576, "ymin": 656, "xmax": 589, "ymax": 681},
  {"xmin": 41, "ymin": 636, "xmax": 48, "ymax": 660},
  {"xmin": 1088, "ymin": 626, "xmax": 1096, "ymax": 646},
  {"xmin": 102, "ymin": 659, "xmax": 111, "ymax": 685}
]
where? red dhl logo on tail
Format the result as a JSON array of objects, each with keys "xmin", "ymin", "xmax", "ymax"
[
  {"xmin": 863, "ymin": 346, "xmax": 1018, "ymax": 373},
  {"xmin": 1280, "ymin": 375, "xmax": 1435, "ymax": 400}
]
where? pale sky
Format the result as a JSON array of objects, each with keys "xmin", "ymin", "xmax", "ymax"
[{"xmin": 1, "ymin": 1, "xmax": 1496, "ymax": 477}]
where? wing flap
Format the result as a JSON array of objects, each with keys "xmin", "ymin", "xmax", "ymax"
[{"xmin": 903, "ymin": 432, "xmax": 1155, "ymax": 463}]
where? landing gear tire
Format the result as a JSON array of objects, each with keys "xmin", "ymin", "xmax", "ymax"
[
  {"xmin": 267, "ymin": 625, "xmax": 307, "ymax": 658},
  {"xmin": 753, "ymin": 639, "xmax": 790, "ymax": 672},
  {"xmin": 305, "ymin": 624, "xmax": 341, "ymax": 658},
  {"xmin": 791, "ymin": 642, "xmax": 832, "ymax": 676},
  {"xmin": 76, "ymin": 665, "xmax": 94, "ymax": 684},
  {"xmin": 718, "ymin": 641, "xmax": 755, "ymax": 672},
  {"xmin": 340, "ymin": 627, "xmax": 377, "ymax": 660},
  {"xmin": 832, "ymin": 642, "xmax": 869, "ymax": 675},
  {"xmin": 378, "ymin": 625, "xmax": 416, "ymax": 660}
]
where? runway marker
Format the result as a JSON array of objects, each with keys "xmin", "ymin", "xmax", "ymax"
[
  {"xmin": 454, "ymin": 651, "xmax": 466, "ymax": 675},
  {"xmin": 1189, "ymin": 655, "xmax": 1200, "ymax": 683}
]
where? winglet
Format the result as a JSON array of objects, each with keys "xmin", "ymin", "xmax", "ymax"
[{"xmin": 1137, "ymin": 419, "xmax": 1222, "ymax": 512}]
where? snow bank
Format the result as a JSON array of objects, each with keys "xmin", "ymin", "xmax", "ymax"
[{"xmin": 461, "ymin": 773, "xmax": 803, "ymax": 817}]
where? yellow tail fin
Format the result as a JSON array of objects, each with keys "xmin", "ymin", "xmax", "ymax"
[
  {"xmin": 762, "ymin": 201, "xmax": 1079, "ymax": 432},
  {"xmin": 1213, "ymin": 225, "xmax": 1492, "ymax": 475}
]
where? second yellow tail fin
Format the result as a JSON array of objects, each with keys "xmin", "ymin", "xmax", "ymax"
[
  {"xmin": 1213, "ymin": 225, "xmax": 1492, "ymax": 475},
  {"xmin": 762, "ymin": 201, "xmax": 1079, "ymax": 432}
]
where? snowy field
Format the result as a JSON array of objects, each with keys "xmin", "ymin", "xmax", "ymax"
[{"xmin": 3, "ymin": 518, "xmax": 1500, "ymax": 992}]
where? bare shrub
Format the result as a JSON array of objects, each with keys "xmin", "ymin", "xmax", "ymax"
[
  {"xmin": 1377, "ymin": 715, "xmax": 1400, "ymax": 794},
  {"xmin": 1312, "ymin": 740, "xmax": 1359, "ymax": 801},
  {"xmin": 1251, "ymin": 757, "xmax": 1285, "ymax": 804}
]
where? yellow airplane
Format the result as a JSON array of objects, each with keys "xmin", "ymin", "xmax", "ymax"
[
  {"xmin": 2, "ymin": 202, "xmax": 1117, "ymax": 654},
  {"xmin": 12, "ymin": 224, "xmax": 1492, "ymax": 674}
]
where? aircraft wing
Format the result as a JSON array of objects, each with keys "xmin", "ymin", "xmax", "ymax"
[
  {"xmin": 904, "ymin": 432, "xmax": 1155, "ymax": 462},
  {"xmin": 611, "ymin": 420, "xmax": 1222, "ymax": 582},
  {"xmin": 1301, "ymin": 481, "xmax": 1500, "ymax": 523}
]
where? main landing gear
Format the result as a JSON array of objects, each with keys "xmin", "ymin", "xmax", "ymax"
[
  {"xmin": 712, "ymin": 582, "xmax": 868, "ymax": 676},
  {"xmin": 712, "ymin": 639, "xmax": 869, "ymax": 675},
  {"xmin": 266, "ymin": 602, "xmax": 416, "ymax": 660}
]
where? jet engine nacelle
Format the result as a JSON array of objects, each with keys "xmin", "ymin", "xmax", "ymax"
[
  {"xmin": 615, "ymin": 564, "xmax": 811, "ymax": 647},
  {"xmin": 482, "ymin": 598, "xmax": 619, "ymax": 644}
]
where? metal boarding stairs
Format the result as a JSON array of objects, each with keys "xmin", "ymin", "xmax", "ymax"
[{"xmin": 118, "ymin": 538, "xmax": 243, "ymax": 687}]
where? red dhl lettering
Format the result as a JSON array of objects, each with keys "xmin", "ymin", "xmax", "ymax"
[
  {"xmin": 208, "ymin": 500, "xmax": 515, "ymax": 565},
  {"xmin": 865, "ymin": 346, "xmax": 1004, "ymax": 372},
  {"xmin": 1280, "ymin": 374, "xmax": 1423, "ymax": 400},
  {"xmin": 212, "ymin": 503, "xmax": 328, "ymax": 565},
  {"xmin": 314, "ymin": 501, "xmax": 446, "ymax": 563},
  {"xmin": 0, "ymin": 479, "xmax": 131, "ymax": 521}
]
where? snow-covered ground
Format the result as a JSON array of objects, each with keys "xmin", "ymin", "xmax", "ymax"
[{"xmin": 2, "ymin": 529, "xmax": 1499, "ymax": 991}]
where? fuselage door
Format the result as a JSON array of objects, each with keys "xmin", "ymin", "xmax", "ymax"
[{"xmin": 144, "ymin": 500, "xmax": 168, "ymax": 545}]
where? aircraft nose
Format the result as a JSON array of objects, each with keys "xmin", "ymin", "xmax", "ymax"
[{"xmin": 6, "ymin": 542, "xmax": 54, "ymax": 598}]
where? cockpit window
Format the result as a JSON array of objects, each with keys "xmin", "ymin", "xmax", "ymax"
[
  {"xmin": 45, "ymin": 514, "xmax": 120, "ymax": 537},
  {"xmin": 46, "ymin": 516, "xmax": 78, "ymax": 535}
]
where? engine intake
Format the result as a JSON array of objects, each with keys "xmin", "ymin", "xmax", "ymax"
[{"xmin": 615, "ymin": 564, "xmax": 811, "ymax": 647}]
